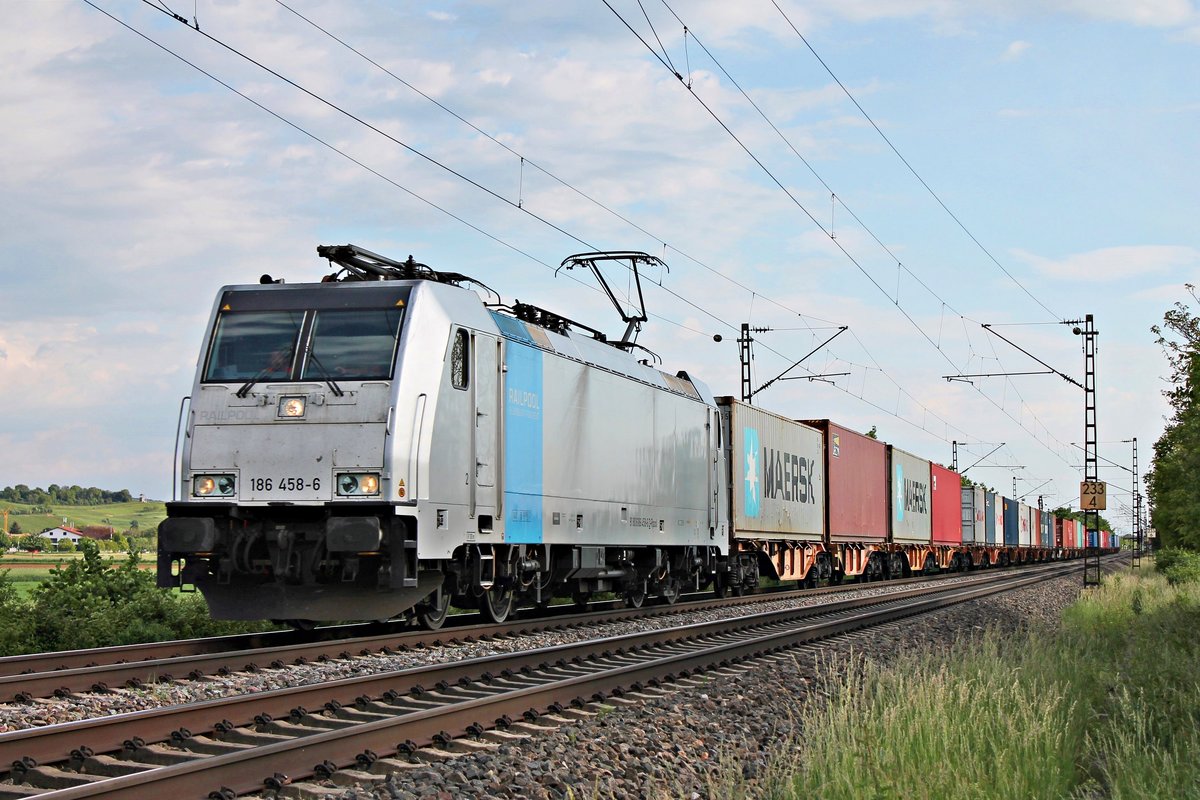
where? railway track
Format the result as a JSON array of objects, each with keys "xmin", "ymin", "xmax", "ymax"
[
  {"xmin": 0, "ymin": 561, "xmax": 1074, "ymax": 703},
  {"xmin": 0, "ymin": 558, "xmax": 1117, "ymax": 800}
]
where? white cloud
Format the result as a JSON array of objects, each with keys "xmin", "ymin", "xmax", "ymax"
[
  {"xmin": 1013, "ymin": 245, "xmax": 1199, "ymax": 282},
  {"xmin": 1002, "ymin": 40, "xmax": 1033, "ymax": 60}
]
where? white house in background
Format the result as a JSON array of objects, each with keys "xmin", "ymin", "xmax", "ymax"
[{"xmin": 42, "ymin": 526, "xmax": 83, "ymax": 547}]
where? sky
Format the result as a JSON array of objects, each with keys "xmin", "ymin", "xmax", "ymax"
[{"xmin": 1, "ymin": 1, "xmax": 1197, "ymax": 535}]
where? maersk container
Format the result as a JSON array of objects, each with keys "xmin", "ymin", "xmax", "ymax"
[
  {"xmin": 889, "ymin": 446, "xmax": 933, "ymax": 544},
  {"xmin": 1003, "ymin": 497, "xmax": 1019, "ymax": 546},
  {"xmin": 724, "ymin": 401, "xmax": 826, "ymax": 542},
  {"xmin": 802, "ymin": 419, "xmax": 887, "ymax": 542},
  {"xmin": 961, "ymin": 486, "xmax": 986, "ymax": 544},
  {"xmin": 931, "ymin": 464, "xmax": 962, "ymax": 545},
  {"xmin": 986, "ymin": 491, "xmax": 1000, "ymax": 545},
  {"xmin": 1018, "ymin": 502, "xmax": 1032, "ymax": 547}
]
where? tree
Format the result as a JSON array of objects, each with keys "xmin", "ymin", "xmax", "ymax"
[
  {"xmin": 1146, "ymin": 285, "xmax": 1200, "ymax": 550},
  {"xmin": 21, "ymin": 534, "xmax": 50, "ymax": 552},
  {"xmin": 8, "ymin": 520, "xmax": 21, "ymax": 535},
  {"xmin": 866, "ymin": 425, "xmax": 878, "ymax": 440}
]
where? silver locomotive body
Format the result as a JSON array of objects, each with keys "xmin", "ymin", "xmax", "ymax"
[{"xmin": 159, "ymin": 250, "xmax": 728, "ymax": 624}]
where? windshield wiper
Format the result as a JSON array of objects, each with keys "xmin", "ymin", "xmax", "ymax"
[
  {"xmin": 235, "ymin": 366, "xmax": 275, "ymax": 398},
  {"xmin": 305, "ymin": 353, "xmax": 345, "ymax": 397}
]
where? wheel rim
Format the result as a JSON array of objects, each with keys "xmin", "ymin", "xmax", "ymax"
[
  {"xmin": 624, "ymin": 583, "xmax": 646, "ymax": 608},
  {"xmin": 659, "ymin": 578, "xmax": 681, "ymax": 605},
  {"xmin": 480, "ymin": 585, "xmax": 514, "ymax": 623},
  {"xmin": 417, "ymin": 590, "xmax": 451, "ymax": 630}
]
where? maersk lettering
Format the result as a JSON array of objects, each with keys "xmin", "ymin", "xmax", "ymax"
[
  {"xmin": 761, "ymin": 447, "xmax": 816, "ymax": 504},
  {"xmin": 904, "ymin": 478, "xmax": 928, "ymax": 514}
]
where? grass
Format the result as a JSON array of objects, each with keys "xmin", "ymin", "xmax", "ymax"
[
  {"xmin": 2, "ymin": 499, "xmax": 167, "ymax": 535},
  {"xmin": 708, "ymin": 559, "xmax": 1200, "ymax": 799}
]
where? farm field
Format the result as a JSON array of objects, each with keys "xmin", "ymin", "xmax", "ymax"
[{"xmin": 2, "ymin": 499, "xmax": 167, "ymax": 536}]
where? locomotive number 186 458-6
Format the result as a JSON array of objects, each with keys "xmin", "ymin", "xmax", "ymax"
[{"xmin": 250, "ymin": 477, "xmax": 321, "ymax": 492}]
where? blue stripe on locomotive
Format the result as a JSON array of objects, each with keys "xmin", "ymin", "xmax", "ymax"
[{"xmin": 502, "ymin": 337, "xmax": 543, "ymax": 544}]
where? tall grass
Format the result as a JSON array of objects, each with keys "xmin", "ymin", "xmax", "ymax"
[{"xmin": 732, "ymin": 562, "xmax": 1200, "ymax": 799}]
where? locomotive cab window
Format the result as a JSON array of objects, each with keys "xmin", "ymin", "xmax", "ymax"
[
  {"xmin": 204, "ymin": 311, "xmax": 304, "ymax": 382},
  {"xmin": 303, "ymin": 308, "xmax": 403, "ymax": 380},
  {"xmin": 450, "ymin": 329, "xmax": 470, "ymax": 390},
  {"xmin": 201, "ymin": 287, "xmax": 408, "ymax": 384}
]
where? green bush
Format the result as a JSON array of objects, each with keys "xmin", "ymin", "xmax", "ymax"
[
  {"xmin": 0, "ymin": 540, "xmax": 263, "ymax": 655},
  {"xmin": 1155, "ymin": 548, "xmax": 1200, "ymax": 585}
]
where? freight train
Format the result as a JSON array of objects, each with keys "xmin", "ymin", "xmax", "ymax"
[{"xmin": 157, "ymin": 245, "xmax": 1117, "ymax": 628}]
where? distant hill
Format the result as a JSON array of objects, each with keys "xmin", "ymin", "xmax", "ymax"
[
  {"xmin": 0, "ymin": 484, "xmax": 141, "ymax": 506},
  {"xmin": 2, "ymin": 499, "xmax": 166, "ymax": 536}
]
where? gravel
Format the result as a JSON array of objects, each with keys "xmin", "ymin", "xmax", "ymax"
[
  {"xmin": 0, "ymin": 566, "xmax": 1093, "ymax": 800},
  {"xmin": 0, "ymin": 569, "xmax": 1027, "ymax": 733},
  {"xmin": 302, "ymin": 569, "xmax": 1091, "ymax": 800}
]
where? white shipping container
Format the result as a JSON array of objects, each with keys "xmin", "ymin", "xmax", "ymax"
[
  {"xmin": 725, "ymin": 402, "xmax": 826, "ymax": 541},
  {"xmin": 1018, "ymin": 502, "xmax": 1032, "ymax": 547},
  {"xmin": 890, "ymin": 447, "xmax": 933, "ymax": 543}
]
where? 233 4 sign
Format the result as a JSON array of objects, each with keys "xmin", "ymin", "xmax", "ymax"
[{"xmin": 1080, "ymin": 481, "xmax": 1107, "ymax": 510}]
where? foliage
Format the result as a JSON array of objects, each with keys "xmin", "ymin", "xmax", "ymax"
[
  {"xmin": 20, "ymin": 534, "xmax": 50, "ymax": 552},
  {"xmin": 1146, "ymin": 284, "xmax": 1200, "ymax": 550},
  {"xmin": 1153, "ymin": 548, "xmax": 1200, "ymax": 585},
  {"xmin": 865, "ymin": 425, "xmax": 878, "ymax": 439},
  {"xmin": 0, "ymin": 484, "xmax": 135, "ymax": 506},
  {"xmin": 0, "ymin": 539, "xmax": 263, "ymax": 655},
  {"xmin": 1050, "ymin": 506, "xmax": 1114, "ymax": 532},
  {"xmin": 7, "ymin": 520, "xmax": 20, "ymax": 535},
  {"xmin": 764, "ymin": 566, "xmax": 1200, "ymax": 799}
]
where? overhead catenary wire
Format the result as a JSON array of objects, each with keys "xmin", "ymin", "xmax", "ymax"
[
  {"xmin": 270, "ymin": 0, "xmax": 1045, "ymax": 468},
  {"xmin": 90, "ymin": 1, "xmax": 1040, "ymax": 479},
  {"xmin": 271, "ymin": 0, "xmax": 841, "ymax": 334},
  {"xmin": 767, "ymin": 0, "xmax": 1061, "ymax": 322},
  {"xmin": 605, "ymin": 0, "xmax": 1078, "ymax": 472}
]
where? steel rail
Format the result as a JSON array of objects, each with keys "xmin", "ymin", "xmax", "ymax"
[
  {"xmin": 0, "ymin": 567, "xmax": 966, "ymax": 679},
  {"xmin": 0, "ymin": 563, "xmax": 1065, "ymax": 701},
  {"xmin": 0, "ymin": 559, "xmax": 1108, "ymax": 798}
]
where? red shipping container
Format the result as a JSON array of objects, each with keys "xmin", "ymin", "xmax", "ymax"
[
  {"xmin": 803, "ymin": 419, "xmax": 888, "ymax": 541},
  {"xmin": 1054, "ymin": 516, "xmax": 1065, "ymax": 548},
  {"xmin": 930, "ymin": 463, "xmax": 962, "ymax": 544}
]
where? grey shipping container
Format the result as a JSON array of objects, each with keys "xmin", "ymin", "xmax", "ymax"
[
  {"xmin": 724, "ymin": 400, "xmax": 826, "ymax": 541},
  {"xmin": 961, "ymin": 485, "xmax": 986, "ymax": 544},
  {"xmin": 889, "ymin": 446, "xmax": 933, "ymax": 544}
]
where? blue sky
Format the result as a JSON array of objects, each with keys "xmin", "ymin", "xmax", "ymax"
[{"xmin": 2, "ymin": 1, "xmax": 1196, "ymax": 535}]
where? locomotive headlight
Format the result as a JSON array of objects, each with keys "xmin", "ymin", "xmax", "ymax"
[
  {"xmin": 278, "ymin": 396, "xmax": 306, "ymax": 418},
  {"xmin": 336, "ymin": 472, "xmax": 381, "ymax": 496},
  {"xmin": 193, "ymin": 474, "xmax": 236, "ymax": 497}
]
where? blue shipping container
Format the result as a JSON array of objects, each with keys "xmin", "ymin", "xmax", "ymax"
[
  {"xmin": 984, "ymin": 492, "xmax": 997, "ymax": 545},
  {"xmin": 1003, "ymin": 497, "xmax": 1019, "ymax": 546},
  {"xmin": 1088, "ymin": 530, "xmax": 1098, "ymax": 548}
]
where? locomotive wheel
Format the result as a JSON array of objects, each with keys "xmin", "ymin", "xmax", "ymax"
[
  {"xmin": 416, "ymin": 590, "xmax": 452, "ymax": 631},
  {"xmin": 624, "ymin": 583, "xmax": 646, "ymax": 609},
  {"xmin": 480, "ymin": 584, "xmax": 515, "ymax": 623},
  {"xmin": 274, "ymin": 619, "xmax": 316, "ymax": 632},
  {"xmin": 659, "ymin": 578, "xmax": 681, "ymax": 605}
]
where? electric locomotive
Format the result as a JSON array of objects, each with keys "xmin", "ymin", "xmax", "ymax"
[{"xmin": 158, "ymin": 245, "xmax": 730, "ymax": 627}]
